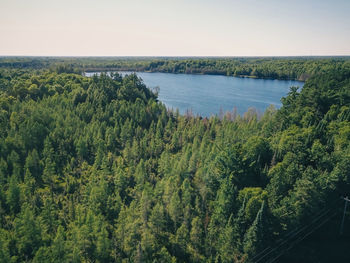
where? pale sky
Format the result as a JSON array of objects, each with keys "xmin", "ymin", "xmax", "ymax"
[{"xmin": 0, "ymin": 0, "xmax": 349, "ymax": 56}]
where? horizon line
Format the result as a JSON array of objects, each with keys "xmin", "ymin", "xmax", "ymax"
[{"xmin": 1, "ymin": 55, "xmax": 350, "ymax": 58}]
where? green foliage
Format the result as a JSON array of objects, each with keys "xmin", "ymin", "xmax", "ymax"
[
  {"xmin": 1, "ymin": 56, "xmax": 349, "ymax": 81},
  {"xmin": 0, "ymin": 64, "xmax": 348, "ymax": 262}
]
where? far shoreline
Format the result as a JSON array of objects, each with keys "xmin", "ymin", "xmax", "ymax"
[{"xmin": 83, "ymin": 68, "xmax": 307, "ymax": 82}]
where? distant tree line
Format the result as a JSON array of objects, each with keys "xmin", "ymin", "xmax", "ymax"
[{"xmin": 0, "ymin": 56, "xmax": 349, "ymax": 81}]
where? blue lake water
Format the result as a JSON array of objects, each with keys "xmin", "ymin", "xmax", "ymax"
[{"xmin": 86, "ymin": 72, "xmax": 303, "ymax": 117}]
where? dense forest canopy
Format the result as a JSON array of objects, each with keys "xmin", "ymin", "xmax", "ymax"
[
  {"xmin": 1, "ymin": 56, "xmax": 350, "ymax": 81},
  {"xmin": 0, "ymin": 59, "xmax": 349, "ymax": 262}
]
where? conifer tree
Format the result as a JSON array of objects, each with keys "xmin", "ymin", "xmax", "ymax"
[{"xmin": 243, "ymin": 201, "xmax": 267, "ymax": 259}]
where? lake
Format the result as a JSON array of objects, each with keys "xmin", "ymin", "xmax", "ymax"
[{"xmin": 85, "ymin": 72, "xmax": 303, "ymax": 117}]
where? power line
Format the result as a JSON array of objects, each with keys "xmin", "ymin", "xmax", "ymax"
[
  {"xmin": 339, "ymin": 197, "xmax": 350, "ymax": 235},
  {"xmin": 253, "ymin": 198, "xmax": 342, "ymax": 263},
  {"xmin": 268, "ymin": 211, "xmax": 337, "ymax": 263},
  {"xmin": 254, "ymin": 206, "xmax": 332, "ymax": 262},
  {"xmin": 252, "ymin": 201, "xmax": 334, "ymax": 262},
  {"xmin": 254, "ymin": 208, "xmax": 333, "ymax": 263}
]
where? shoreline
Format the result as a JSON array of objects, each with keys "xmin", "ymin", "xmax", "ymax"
[{"xmin": 83, "ymin": 68, "xmax": 306, "ymax": 82}]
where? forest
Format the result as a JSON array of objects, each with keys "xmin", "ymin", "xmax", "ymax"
[
  {"xmin": 1, "ymin": 56, "xmax": 350, "ymax": 81},
  {"xmin": 0, "ymin": 60, "xmax": 349, "ymax": 262}
]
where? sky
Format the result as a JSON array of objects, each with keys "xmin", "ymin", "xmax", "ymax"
[{"xmin": 0, "ymin": 0, "xmax": 349, "ymax": 56}]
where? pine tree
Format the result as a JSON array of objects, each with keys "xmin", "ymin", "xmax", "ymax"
[
  {"xmin": 168, "ymin": 191, "xmax": 182, "ymax": 229},
  {"xmin": 96, "ymin": 225, "xmax": 111, "ymax": 262},
  {"xmin": 24, "ymin": 149, "xmax": 41, "ymax": 183},
  {"xmin": 7, "ymin": 150, "xmax": 21, "ymax": 181},
  {"xmin": 14, "ymin": 206, "xmax": 42, "ymax": 260},
  {"xmin": 22, "ymin": 168, "xmax": 35, "ymax": 205},
  {"xmin": 6, "ymin": 175, "xmax": 20, "ymax": 215},
  {"xmin": 0, "ymin": 158, "xmax": 8, "ymax": 186},
  {"xmin": 0, "ymin": 229, "xmax": 11, "ymax": 263},
  {"xmin": 50, "ymin": 225, "xmax": 67, "ymax": 262},
  {"xmin": 149, "ymin": 202, "xmax": 167, "ymax": 239},
  {"xmin": 218, "ymin": 215, "xmax": 240, "ymax": 263},
  {"xmin": 189, "ymin": 216, "xmax": 205, "ymax": 261},
  {"xmin": 243, "ymin": 201, "xmax": 267, "ymax": 260}
]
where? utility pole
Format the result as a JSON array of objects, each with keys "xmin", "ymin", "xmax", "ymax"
[{"xmin": 340, "ymin": 197, "xmax": 350, "ymax": 235}]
